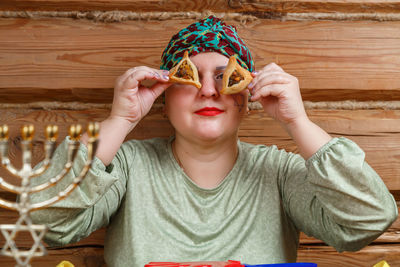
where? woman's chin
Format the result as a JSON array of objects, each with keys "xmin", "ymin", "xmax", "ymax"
[
  {"xmin": 192, "ymin": 127, "xmax": 234, "ymax": 143},
  {"xmin": 172, "ymin": 116, "xmax": 239, "ymax": 143},
  {"xmin": 196, "ymin": 133, "xmax": 221, "ymax": 142}
]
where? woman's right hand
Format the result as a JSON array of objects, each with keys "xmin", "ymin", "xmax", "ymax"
[{"xmin": 110, "ymin": 66, "xmax": 170, "ymax": 128}]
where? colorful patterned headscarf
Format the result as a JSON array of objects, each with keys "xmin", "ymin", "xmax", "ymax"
[{"xmin": 160, "ymin": 16, "xmax": 254, "ymax": 72}]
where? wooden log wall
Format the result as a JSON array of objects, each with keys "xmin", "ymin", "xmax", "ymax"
[{"xmin": 0, "ymin": 0, "xmax": 400, "ymax": 266}]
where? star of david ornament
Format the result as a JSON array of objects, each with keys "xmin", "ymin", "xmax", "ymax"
[
  {"xmin": 1, "ymin": 214, "xmax": 47, "ymax": 267},
  {"xmin": 0, "ymin": 123, "xmax": 99, "ymax": 266}
]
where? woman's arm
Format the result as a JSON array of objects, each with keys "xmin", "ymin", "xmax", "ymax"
[
  {"xmin": 279, "ymin": 139, "xmax": 398, "ymax": 251},
  {"xmin": 249, "ymin": 62, "xmax": 332, "ymax": 159},
  {"xmin": 31, "ymin": 67, "xmax": 169, "ymax": 245},
  {"xmin": 30, "ymin": 137, "xmax": 129, "ymax": 246},
  {"xmin": 81, "ymin": 67, "xmax": 170, "ymax": 165},
  {"xmin": 282, "ymin": 117, "xmax": 332, "ymax": 159},
  {"xmin": 251, "ymin": 63, "xmax": 397, "ymax": 250}
]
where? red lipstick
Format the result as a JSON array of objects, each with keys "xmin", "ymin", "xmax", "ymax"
[{"xmin": 195, "ymin": 107, "xmax": 224, "ymax": 116}]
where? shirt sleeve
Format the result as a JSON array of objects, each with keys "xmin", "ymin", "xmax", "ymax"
[
  {"xmin": 30, "ymin": 137, "xmax": 132, "ymax": 247},
  {"xmin": 279, "ymin": 137, "xmax": 398, "ymax": 252}
]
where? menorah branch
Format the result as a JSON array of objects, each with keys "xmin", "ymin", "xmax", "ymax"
[
  {"xmin": 30, "ymin": 140, "xmax": 56, "ymax": 178},
  {"xmin": 0, "ymin": 176, "xmax": 21, "ymax": 194},
  {"xmin": 29, "ymin": 140, "xmax": 80, "ymax": 193},
  {"xmin": 0, "ymin": 141, "xmax": 77, "ymax": 195},
  {"xmin": 30, "ymin": 139, "xmax": 97, "ymax": 210},
  {"xmin": 0, "ymin": 140, "xmax": 18, "ymax": 176},
  {"xmin": 0, "ymin": 197, "xmax": 18, "ymax": 210}
]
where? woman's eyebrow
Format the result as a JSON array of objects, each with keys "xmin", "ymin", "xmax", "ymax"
[{"xmin": 215, "ymin": 66, "xmax": 227, "ymax": 71}]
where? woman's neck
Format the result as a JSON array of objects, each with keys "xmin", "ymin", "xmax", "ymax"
[{"xmin": 172, "ymin": 134, "xmax": 239, "ymax": 189}]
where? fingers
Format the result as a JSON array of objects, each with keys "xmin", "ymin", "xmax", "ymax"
[
  {"xmin": 249, "ymin": 62, "xmax": 298, "ymax": 101},
  {"xmin": 149, "ymin": 82, "xmax": 171, "ymax": 99},
  {"xmin": 115, "ymin": 67, "xmax": 169, "ymax": 91},
  {"xmin": 251, "ymin": 72, "xmax": 291, "ymax": 89},
  {"xmin": 250, "ymin": 84, "xmax": 284, "ymax": 101},
  {"xmin": 260, "ymin": 62, "xmax": 284, "ymax": 73},
  {"xmin": 249, "ymin": 72, "xmax": 291, "ymax": 100},
  {"xmin": 250, "ymin": 63, "xmax": 286, "ymax": 85},
  {"xmin": 119, "ymin": 66, "xmax": 166, "ymax": 82}
]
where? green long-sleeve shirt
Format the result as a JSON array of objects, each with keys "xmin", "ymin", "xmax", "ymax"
[{"xmin": 31, "ymin": 137, "xmax": 398, "ymax": 267}]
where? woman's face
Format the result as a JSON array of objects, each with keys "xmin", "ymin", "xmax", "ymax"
[{"xmin": 165, "ymin": 52, "xmax": 248, "ymax": 143}]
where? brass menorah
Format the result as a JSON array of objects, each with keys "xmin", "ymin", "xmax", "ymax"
[{"xmin": 0, "ymin": 123, "xmax": 99, "ymax": 267}]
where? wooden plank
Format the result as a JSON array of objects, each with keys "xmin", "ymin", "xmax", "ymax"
[
  {"xmin": 392, "ymin": 190, "xmax": 400, "ymax": 201},
  {"xmin": 0, "ymin": 108, "xmax": 399, "ymax": 250},
  {"xmin": 300, "ymin": 205, "xmax": 400, "ymax": 244},
  {"xmin": 297, "ymin": 244, "xmax": 400, "ymax": 267},
  {"xmin": 1, "ymin": 208, "xmax": 399, "ymax": 257},
  {"xmin": 1, "ymin": 245, "xmax": 399, "ymax": 267},
  {"xmin": 0, "ymin": 238, "xmax": 400, "ymax": 267},
  {"xmin": 0, "ymin": 0, "xmax": 231, "ymax": 12},
  {"xmin": 0, "ymin": 109, "xmax": 399, "ymax": 189},
  {"xmin": 242, "ymin": 109, "xmax": 400, "ymax": 190},
  {"xmin": 0, "ymin": 209, "xmax": 107, "ymax": 247},
  {"xmin": 230, "ymin": 0, "xmax": 400, "ymax": 13},
  {"xmin": 1, "ymin": 0, "xmax": 400, "ymax": 13},
  {"xmin": 1, "ymin": 206, "xmax": 398, "ymax": 248},
  {"xmin": 0, "ymin": 247, "xmax": 105, "ymax": 267},
  {"xmin": 239, "ymin": 135, "xmax": 400, "ymax": 190},
  {"xmin": 301, "ymin": 231, "xmax": 400, "ymax": 245},
  {"xmin": 1, "ymin": 19, "xmax": 400, "ymax": 102}
]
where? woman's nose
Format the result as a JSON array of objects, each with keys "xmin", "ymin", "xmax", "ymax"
[{"xmin": 199, "ymin": 76, "xmax": 219, "ymax": 97}]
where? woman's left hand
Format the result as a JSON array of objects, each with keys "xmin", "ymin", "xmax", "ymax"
[{"xmin": 249, "ymin": 63, "xmax": 308, "ymax": 127}]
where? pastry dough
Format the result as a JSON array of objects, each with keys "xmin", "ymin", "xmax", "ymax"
[
  {"xmin": 220, "ymin": 56, "xmax": 253, "ymax": 95},
  {"xmin": 168, "ymin": 51, "xmax": 202, "ymax": 89}
]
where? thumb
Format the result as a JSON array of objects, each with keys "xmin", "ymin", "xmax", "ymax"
[{"xmin": 150, "ymin": 82, "xmax": 170, "ymax": 99}]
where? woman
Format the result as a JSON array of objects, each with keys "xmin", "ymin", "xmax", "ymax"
[{"xmin": 31, "ymin": 16, "xmax": 398, "ymax": 267}]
